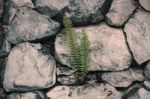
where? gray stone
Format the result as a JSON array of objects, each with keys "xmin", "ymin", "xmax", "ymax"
[
  {"xmin": 144, "ymin": 80, "xmax": 150, "ymax": 90},
  {"xmin": 0, "ymin": 25, "xmax": 11, "ymax": 58},
  {"xmin": 57, "ymin": 66, "xmax": 98, "ymax": 85},
  {"xmin": 58, "ymin": 74, "xmax": 77, "ymax": 85},
  {"xmin": 57, "ymin": 65, "xmax": 75, "ymax": 76},
  {"xmin": 7, "ymin": 91, "xmax": 45, "ymax": 99},
  {"xmin": 57, "ymin": 65, "xmax": 77, "ymax": 85},
  {"xmin": 0, "ymin": 38, "xmax": 11, "ymax": 58},
  {"xmin": 0, "ymin": 88, "xmax": 6, "ymax": 99},
  {"xmin": 0, "ymin": 59, "xmax": 6, "ymax": 86},
  {"xmin": 34, "ymin": 0, "xmax": 69, "ymax": 17},
  {"xmin": 6, "ymin": 7, "xmax": 60, "ymax": 44},
  {"xmin": 144, "ymin": 61, "xmax": 150, "ymax": 79},
  {"xmin": 65, "ymin": 0, "xmax": 112, "ymax": 25},
  {"xmin": 124, "ymin": 10, "xmax": 150, "ymax": 64},
  {"xmin": 3, "ymin": 42, "xmax": 56, "ymax": 92},
  {"xmin": 122, "ymin": 83, "xmax": 141, "ymax": 99},
  {"xmin": 2, "ymin": 0, "xmax": 34, "ymax": 24},
  {"xmin": 127, "ymin": 88, "xmax": 150, "ymax": 99},
  {"xmin": 102, "ymin": 69, "xmax": 144, "ymax": 87},
  {"xmin": 0, "ymin": 0, "xmax": 4, "ymax": 18},
  {"xmin": 55, "ymin": 23, "xmax": 131, "ymax": 71},
  {"xmin": 139, "ymin": 0, "xmax": 150, "ymax": 11},
  {"xmin": 47, "ymin": 83, "xmax": 121, "ymax": 99},
  {"xmin": 106, "ymin": 0, "xmax": 136, "ymax": 27}
]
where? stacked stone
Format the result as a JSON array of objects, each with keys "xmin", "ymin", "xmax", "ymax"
[{"xmin": 0, "ymin": 0, "xmax": 150, "ymax": 99}]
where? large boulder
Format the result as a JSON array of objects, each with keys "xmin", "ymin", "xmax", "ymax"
[
  {"xmin": 7, "ymin": 91, "xmax": 45, "ymax": 99},
  {"xmin": 6, "ymin": 7, "xmax": 60, "ymax": 44},
  {"xmin": 47, "ymin": 84, "xmax": 122, "ymax": 99},
  {"xmin": 124, "ymin": 10, "xmax": 150, "ymax": 64},
  {"xmin": 33, "ymin": 0, "xmax": 69, "ymax": 17},
  {"xmin": 139, "ymin": 0, "xmax": 150, "ymax": 11},
  {"xmin": 102, "ymin": 69, "xmax": 144, "ymax": 87},
  {"xmin": 64, "ymin": 0, "xmax": 112, "ymax": 25},
  {"xmin": 2, "ymin": 0, "xmax": 34, "ymax": 24},
  {"xmin": 3, "ymin": 42, "xmax": 56, "ymax": 92},
  {"xmin": 106, "ymin": 0, "xmax": 136, "ymax": 27},
  {"xmin": 55, "ymin": 23, "xmax": 131, "ymax": 71}
]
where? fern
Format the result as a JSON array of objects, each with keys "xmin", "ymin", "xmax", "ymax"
[
  {"xmin": 78, "ymin": 30, "xmax": 90, "ymax": 79},
  {"xmin": 63, "ymin": 17, "xmax": 90, "ymax": 81}
]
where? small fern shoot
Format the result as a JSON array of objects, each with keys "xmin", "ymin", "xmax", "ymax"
[
  {"xmin": 78, "ymin": 30, "xmax": 90, "ymax": 80},
  {"xmin": 63, "ymin": 17, "xmax": 90, "ymax": 81}
]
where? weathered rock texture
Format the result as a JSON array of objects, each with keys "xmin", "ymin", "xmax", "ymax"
[
  {"xmin": 3, "ymin": 42, "xmax": 56, "ymax": 92},
  {"xmin": 0, "ymin": 38, "xmax": 11, "ymax": 58},
  {"xmin": 55, "ymin": 23, "xmax": 131, "ymax": 71},
  {"xmin": 7, "ymin": 91, "xmax": 45, "ymax": 99},
  {"xmin": 65, "ymin": 0, "xmax": 112, "ymax": 25},
  {"xmin": 102, "ymin": 69, "xmax": 144, "ymax": 87},
  {"xmin": 2, "ymin": 0, "xmax": 34, "ymax": 24},
  {"xmin": 106, "ymin": 0, "xmax": 136, "ymax": 27},
  {"xmin": 127, "ymin": 88, "xmax": 150, "ymax": 99},
  {"xmin": 47, "ymin": 84, "xmax": 121, "ymax": 99},
  {"xmin": 6, "ymin": 7, "xmax": 60, "ymax": 44},
  {"xmin": 144, "ymin": 61, "xmax": 150, "ymax": 80},
  {"xmin": 124, "ymin": 10, "xmax": 150, "ymax": 64},
  {"xmin": 139, "ymin": 0, "xmax": 150, "ymax": 11},
  {"xmin": 0, "ymin": 0, "xmax": 150, "ymax": 99},
  {"xmin": 34, "ymin": 0, "xmax": 69, "ymax": 17}
]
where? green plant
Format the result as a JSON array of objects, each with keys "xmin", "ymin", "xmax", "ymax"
[{"xmin": 63, "ymin": 17, "xmax": 90, "ymax": 80}]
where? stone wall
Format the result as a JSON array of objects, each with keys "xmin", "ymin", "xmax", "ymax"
[{"xmin": 0, "ymin": 0, "xmax": 150, "ymax": 99}]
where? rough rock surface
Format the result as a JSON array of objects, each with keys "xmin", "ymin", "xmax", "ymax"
[
  {"xmin": 57, "ymin": 66, "xmax": 77, "ymax": 85},
  {"xmin": 34, "ymin": 0, "xmax": 69, "ymax": 17},
  {"xmin": 0, "ymin": 38, "xmax": 11, "ymax": 58},
  {"xmin": 0, "ymin": 0, "xmax": 4, "ymax": 18},
  {"xmin": 106, "ymin": 0, "xmax": 136, "ymax": 27},
  {"xmin": 102, "ymin": 69, "xmax": 144, "ymax": 87},
  {"xmin": 144, "ymin": 61, "xmax": 150, "ymax": 79},
  {"xmin": 55, "ymin": 23, "xmax": 131, "ymax": 71},
  {"xmin": 0, "ymin": 59, "xmax": 6, "ymax": 86},
  {"xmin": 144, "ymin": 80, "xmax": 150, "ymax": 90},
  {"xmin": 3, "ymin": 42, "xmax": 56, "ymax": 92},
  {"xmin": 124, "ymin": 10, "xmax": 150, "ymax": 64},
  {"xmin": 6, "ymin": 7, "xmax": 60, "ymax": 44},
  {"xmin": 65, "ymin": 0, "xmax": 111, "ymax": 25},
  {"xmin": 2, "ymin": 0, "xmax": 34, "ymax": 24},
  {"xmin": 7, "ymin": 0, "xmax": 34, "ymax": 8},
  {"xmin": 0, "ymin": 88, "xmax": 6, "ymax": 99},
  {"xmin": 57, "ymin": 66, "xmax": 98, "ymax": 85},
  {"xmin": 139, "ymin": 0, "xmax": 150, "ymax": 11},
  {"xmin": 7, "ymin": 91, "xmax": 45, "ymax": 99},
  {"xmin": 127, "ymin": 88, "xmax": 150, "ymax": 99},
  {"xmin": 47, "ymin": 84, "xmax": 121, "ymax": 99}
]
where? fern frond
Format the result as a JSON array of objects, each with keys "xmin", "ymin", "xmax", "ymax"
[
  {"xmin": 63, "ymin": 17, "xmax": 90, "ymax": 81},
  {"xmin": 78, "ymin": 30, "xmax": 90, "ymax": 79},
  {"xmin": 63, "ymin": 17, "xmax": 80, "ymax": 69}
]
